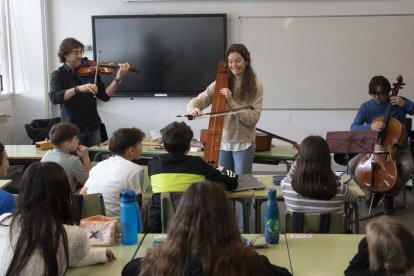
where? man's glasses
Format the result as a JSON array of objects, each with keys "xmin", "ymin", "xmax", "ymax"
[{"xmin": 370, "ymin": 92, "xmax": 388, "ymax": 98}]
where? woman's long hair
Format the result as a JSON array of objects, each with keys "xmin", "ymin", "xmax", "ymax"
[
  {"xmin": 3, "ymin": 162, "xmax": 76, "ymax": 276},
  {"xmin": 139, "ymin": 181, "xmax": 268, "ymax": 275},
  {"xmin": 366, "ymin": 217, "xmax": 414, "ymax": 275},
  {"xmin": 292, "ymin": 136, "xmax": 338, "ymax": 200},
  {"xmin": 226, "ymin": 43, "xmax": 257, "ymax": 102}
]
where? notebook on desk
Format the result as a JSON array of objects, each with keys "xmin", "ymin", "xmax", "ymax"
[{"xmin": 235, "ymin": 174, "xmax": 266, "ymax": 192}]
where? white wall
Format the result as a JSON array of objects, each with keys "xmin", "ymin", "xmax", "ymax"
[
  {"xmin": 2, "ymin": 0, "xmax": 48, "ymax": 144},
  {"xmin": 5, "ymin": 0, "xmax": 414, "ymax": 145}
]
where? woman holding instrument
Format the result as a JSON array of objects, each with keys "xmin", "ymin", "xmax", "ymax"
[
  {"xmin": 187, "ymin": 44, "xmax": 263, "ymax": 229},
  {"xmin": 49, "ymin": 37, "xmax": 131, "ymax": 147},
  {"xmin": 349, "ymin": 75, "xmax": 414, "ymax": 214}
]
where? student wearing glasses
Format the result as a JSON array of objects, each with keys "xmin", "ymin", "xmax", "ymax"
[
  {"xmin": 349, "ymin": 75, "xmax": 414, "ymax": 214},
  {"xmin": 49, "ymin": 37, "xmax": 131, "ymax": 147}
]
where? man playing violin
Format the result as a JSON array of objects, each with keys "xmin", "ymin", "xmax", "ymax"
[
  {"xmin": 49, "ymin": 37, "xmax": 130, "ymax": 147},
  {"xmin": 349, "ymin": 75, "xmax": 414, "ymax": 214}
]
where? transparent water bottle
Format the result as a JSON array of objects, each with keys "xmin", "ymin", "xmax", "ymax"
[
  {"xmin": 120, "ymin": 189, "xmax": 140, "ymax": 245},
  {"xmin": 264, "ymin": 188, "xmax": 280, "ymax": 244}
]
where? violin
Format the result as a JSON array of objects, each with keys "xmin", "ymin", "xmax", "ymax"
[
  {"xmin": 354, "ymin": 75, "xmax": 406, "ymax": 195},
  {"xmin": 77, "ymin": 59, "xmax": 140, "ymax": 76}
]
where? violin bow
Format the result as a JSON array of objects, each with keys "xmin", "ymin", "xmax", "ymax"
[
  {"xmin": 94, "ymin": 50, "xmax": 101, "ymax": 85},
  {"xmin": 177, "ymin": 106, "xmax": 254, "ymax": 120},
  {"xmin": 91, "ymin": 50, "xmax": 102, "ymax": 98}
]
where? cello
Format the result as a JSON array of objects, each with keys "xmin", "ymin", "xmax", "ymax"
[{"xmin": 354, "ymin": 75, "xmax": 406, "ymax": 195}]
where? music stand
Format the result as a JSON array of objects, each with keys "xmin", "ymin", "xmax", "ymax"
[{"xmin": 326, "ymin": 130, "xmax": 377, "ymax": 173}]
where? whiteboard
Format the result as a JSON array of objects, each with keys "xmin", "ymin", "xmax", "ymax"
[{"xmin": 239, "ymin": 15, "xmax": 414, "ymax": 109}]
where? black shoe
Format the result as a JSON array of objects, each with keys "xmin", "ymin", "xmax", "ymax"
[
  {"xmin": 383, "ymin": 196, "xmax": 394, "ymax": 215},
  {"xmin": 365, "ymin": 192, "xmax": 384, "ymax": 208}
]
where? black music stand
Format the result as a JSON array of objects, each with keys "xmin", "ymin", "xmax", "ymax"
[{"xmin": 326, "ymin": 130, "xmax": 377, "ymax": 173}]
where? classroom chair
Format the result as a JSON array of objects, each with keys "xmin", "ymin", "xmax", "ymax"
[
  {"xmin": 400, "ymin": 117, "xmax": 413, "ymax": 209},
  {"xmin": 72, "ymin": 193, "xmax": 106, "ymax": 219},
  {"xmin": 284, "ymin": 211, "xmax": 347, "ymax": 234},
  {"xmin": 160, "ymin": 192, "xmax": 182, "ymax": 233}
]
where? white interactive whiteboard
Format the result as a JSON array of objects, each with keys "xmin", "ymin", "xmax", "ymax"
[{"xmin": 239, "ymin": 15, "xmax": 414, "ymax": 109}]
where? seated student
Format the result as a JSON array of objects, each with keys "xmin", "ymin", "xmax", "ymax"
[
  {"xmin": 41, "ymin": 123, "xmax": 91, "ymax": 192},
  {"xmin": 281, "ymin": 135, "xmax": 358, "ymax": 213},
  {"xmin": 122, "ymin": 181, "xmax": 291, "ymax": 276},
  {"xmin": 0, "ymin": 143, "xmax": 16, "ymax": 215},
  {"xmin": 345, "ymin": 216, "xmax": 414, "ymax": 276},
  {"xmin": 80, "ymin": 127, "xmax": 145, "ymax": 219},
  {"xmin": 0, "ymin": 162, "xmax": 115, "ymax": 275},
  {"xmin": 148, "ymin": 121, "xmax": 238, "ymax": 233}
]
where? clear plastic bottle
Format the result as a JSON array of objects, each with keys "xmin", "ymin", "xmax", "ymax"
[
  {"xmin": 120, "ymin": 189, "xmax": 139, "ymax": 245},
  {"xmin": 264, "ymin": 188, "xmax": 280, "ymax": 244}
]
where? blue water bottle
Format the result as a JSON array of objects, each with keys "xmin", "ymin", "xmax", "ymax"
[
  {"xmin": 264, "ymin": 188, "xmax": 280, "ymax": 244},
  {"xmin": 120, "ymin": 189, "xmax": 140, "ymax": 245}
]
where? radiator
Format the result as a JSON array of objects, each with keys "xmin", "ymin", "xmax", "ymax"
[{"xmin": 0, "ymin": 114, "xmax": 9, "ymax": 144}]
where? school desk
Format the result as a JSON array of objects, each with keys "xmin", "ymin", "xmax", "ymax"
[
  {"xmin": 0, "ymin": 179, "xmax": 12, "ymax": 189},
  {"xmin": 65, "ymin": 234, "xmax": 145, "ymax": 276},
  {"xmin": 5, "ymin": 145, "xmax": 47, "ymax": 166},
  {"xmin": 134, "ymin": 233, "xmax": 292, "ymax": 274},
  {"xmin": 141, "ymin": 174, "xmax": 255, "ymax": 234},
  {"xmin": 286, "ymin": 233, "xmax": 364, "ymax": 276},
  {"xmin": 89, "ymin": 143, "xmax": 298, "ymax": 167},
  {"xmin": 253, "ymin": 175, "xmax": 365, "ymax": 234},
  {"xmin": 245, "ymin": 234, "xmax": 292, "ymax": 274}
]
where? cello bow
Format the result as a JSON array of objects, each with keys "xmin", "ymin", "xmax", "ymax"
[{"xmin": 203, "ymin": 61, "xmax": 228, "ymax": 168}]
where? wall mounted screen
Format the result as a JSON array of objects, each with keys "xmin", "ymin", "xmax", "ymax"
[{"xmin": 92, "ymin": 14, "xmax": 227, "ymax": 97}]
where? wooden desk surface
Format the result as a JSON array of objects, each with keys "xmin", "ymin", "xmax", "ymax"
[
  {"xmin": 0, "ymin": 179, "xmax": 12, "ymax": 189},
  {"xmin": 286, "ymin": 233, "xmax": 364, "ymax": 276},
  {"xmin": 66, "ymin": 234, "xmax": 145, "ymax": 276},
  {"xmin": 135, "ymin": 234, "xmax": 292, "ymax": 274}
]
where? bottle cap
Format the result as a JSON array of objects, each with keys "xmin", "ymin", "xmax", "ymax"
[
  {"xmin": 120, "ymin": 189, "xmax": 136, "ymax": 202},
  {"xmin": 268, "ymin": 188, "xmax": 276, "ymax": 197}
]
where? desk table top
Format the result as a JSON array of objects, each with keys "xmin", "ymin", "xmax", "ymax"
[
  {"xmin": 252, "ymin": 174, "xmax": 365, "ymax": 199},
  {"xmin": 66, "ymin": 234, "xmax": 145, "ymax": 276},
  {"xmin": 0, "ymin": 179, "xmax": 12, "ymax": 189},
  {"xmin": 245, "ymin": 234, "xmax": 292, "ymax": 274},
  {"xmin": 90, "ymin": 144, "xmax": 298, "ymax": 162},
  {"xmin": 286, "ymin": 233, "xmax": 364, "ymax": 276},
  {"xmin": 135, "ymin": 234, "xmax": 292, "ymax": 274},
  {"xmin": 5, "ymin": 145, "xmax": 47, "ymax": 159}
]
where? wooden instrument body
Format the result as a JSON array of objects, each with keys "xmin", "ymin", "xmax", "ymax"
[
  {"xmin": 203, "ymin": 61, "xmax": 228, "ymax": 167},
  {"xmin": 255, "ymin": 132, "xmax": 272, "ymax": 151},
  {"xmin": 35, "ymin": 139, "xmax": 54, "ymax": 150},
  {"xmin": 354, "ymin": 76, "xmax": 406, "ymax": 194}
]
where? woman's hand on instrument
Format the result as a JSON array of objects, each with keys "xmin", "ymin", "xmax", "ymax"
[
  {"xmin": 390, "ymin": 96, "xmax": 405, "ymax": 107},
  {"xmin": 220, "ymin": 88, "xmax": 233, "ymax": 100},
  {"xmin": 371, "ymin": 121, "xmax": 385, "ymax": 131},
  {"xmin": 78, "ymin": 83, "xmax": 98, "ymax": 95},
  {"xmin": 116, "ymin": 62, "xmax": 131, "ymax": 80},
  {"xmin": 188, "ymin": 108, "xmax": 203, "ymax": 117}
]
